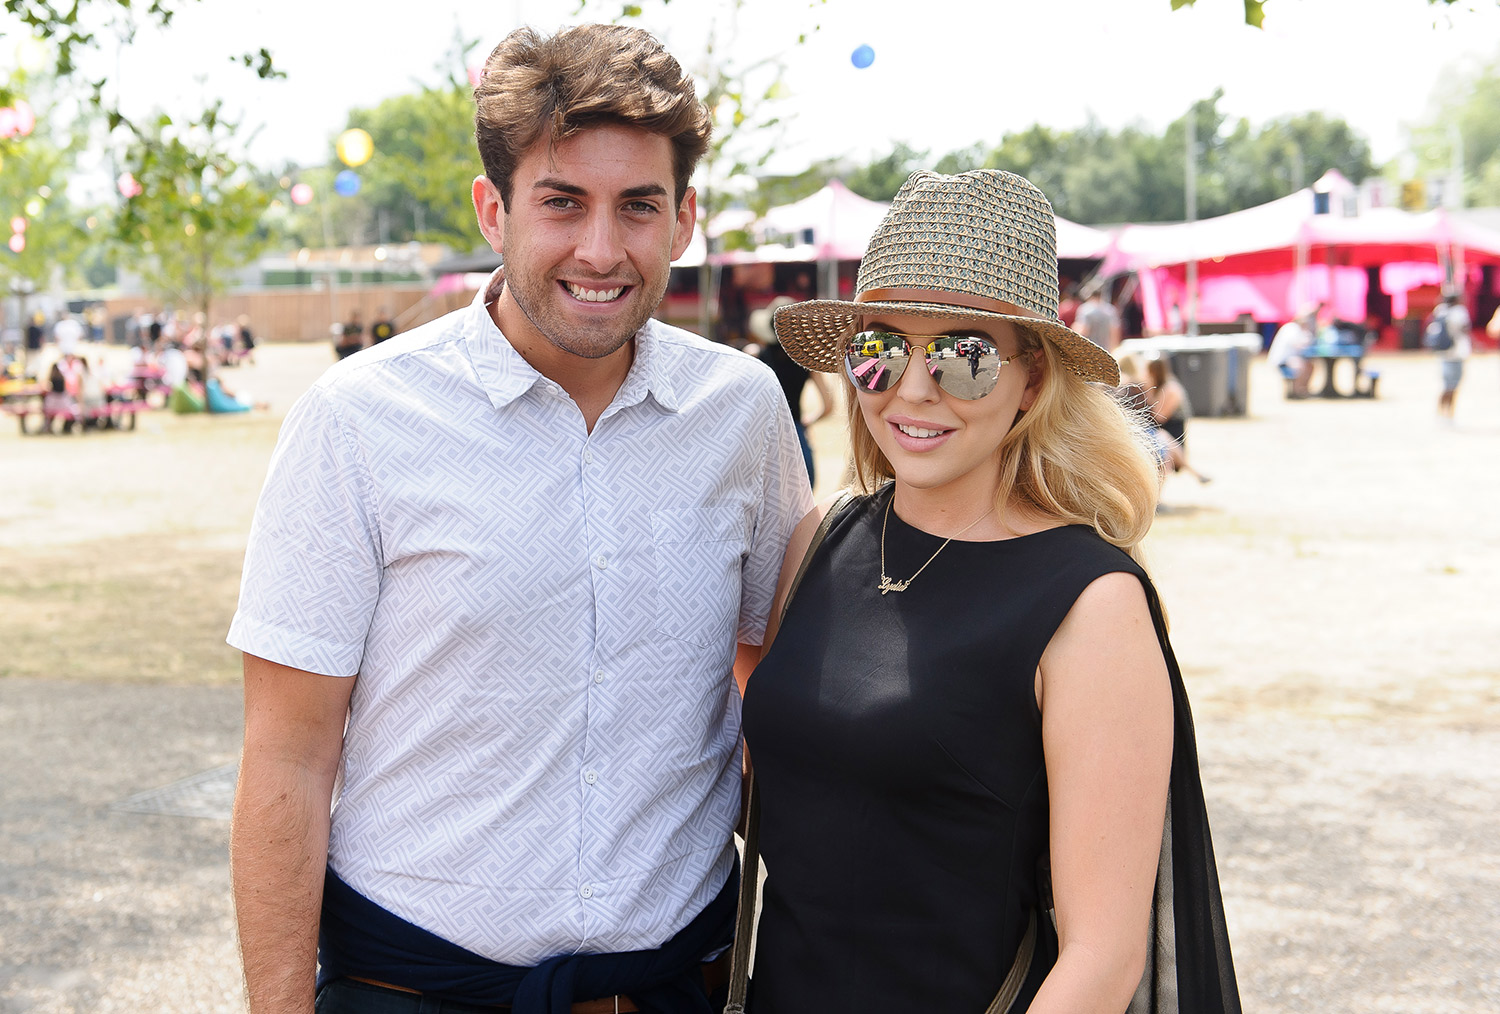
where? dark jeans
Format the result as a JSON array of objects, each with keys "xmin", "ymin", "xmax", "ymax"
[
  {"xmin": 316, "ymin": 976, "xmax": 727, "ymax": 1013},
  {"xmin": 794, "ymin": 420, "xmax": 815, "ymax": 487}
]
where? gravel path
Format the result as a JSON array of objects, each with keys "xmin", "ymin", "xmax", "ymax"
[{"xmin": 2, "ymin": 346, "xmax": 1497, "ymax": 1012}]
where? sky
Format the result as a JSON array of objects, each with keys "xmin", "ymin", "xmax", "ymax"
[{"xmin": 35, "ymin": 0, "xmax": 1500, "ymax": 178}]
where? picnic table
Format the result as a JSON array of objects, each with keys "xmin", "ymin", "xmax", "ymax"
[
  {"xmin": 1301, "ymin": 342, "xmax": 1379, "ymax": 399},
  {"xmin": 2, "ymin": 384, "xmax": 153, "ymax": 434}
]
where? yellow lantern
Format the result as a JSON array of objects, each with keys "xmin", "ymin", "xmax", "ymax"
[{"xmin": 337, "ymin": 128, "xmax": 374, "ymax": 168}]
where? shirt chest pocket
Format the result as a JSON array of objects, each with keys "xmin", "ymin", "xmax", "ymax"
[{"xmin": 649, "ymin": 506, "xmax": 748, "ymax": 649}]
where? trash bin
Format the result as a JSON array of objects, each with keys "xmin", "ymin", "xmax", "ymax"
[
  {"xmin": 1221, "ymin": 333, "xmax": 1262, "ymax": 415},
  {"xmin": 1116, "ymin": 334, "xmax": 1259, "ymax": 418},
  {"xmin": 1167, "ymin": 346, "xmax": 1230, "ymax": 417}
]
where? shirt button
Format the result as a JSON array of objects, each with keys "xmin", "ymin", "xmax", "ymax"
[
  {"xmin": 584, "ymin": 769, "xmax": 598, "ymax": 785},
  {"xmin": 583, "ymin": 448, "xmax": 593, "ymax": 464},
  {"xmin": 595, "ymin": 554, "xmax": 608, "ymax": 570},
  {"xmin": 594, "ymin": 669, "xmax": 605, "ymax": 684},
  {"xmin": 579, "ymin": 884, "xmax": 593, "ymax": 899}
]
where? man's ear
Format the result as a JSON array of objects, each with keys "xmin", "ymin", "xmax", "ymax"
[
  {"xmin": 473, "ymin": 176, "xmax": 505, "ymax": 255},
  {"xmin": 670, "ymin": 186, "xmax": 697, "ymax": 262}
]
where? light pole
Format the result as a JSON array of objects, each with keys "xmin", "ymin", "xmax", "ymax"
[{"xmin": 1184, "ymin": 103, "xmax": 1199, "ymax": 338}]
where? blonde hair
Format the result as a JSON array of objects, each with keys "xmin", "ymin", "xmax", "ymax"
[{"xmin": 844, "ymin": 325, "xmax": 1161, "ymax": 560}]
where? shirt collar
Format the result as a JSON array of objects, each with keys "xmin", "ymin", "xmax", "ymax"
[{"xmin": 465, "ymin": 268, "xmax": 681, "ymax": 415}]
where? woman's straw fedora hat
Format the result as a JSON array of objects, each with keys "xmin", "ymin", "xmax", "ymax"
[{"xmin": 773, "ymin": 169, "xmax": 1119, "ymax": 386}]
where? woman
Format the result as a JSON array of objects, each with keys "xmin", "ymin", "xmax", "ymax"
[
  {"xmin": 1143, "ymin": 354, "xmax": 1211, "ymax": 484},
  {"xmin": 741, "ymin": 170, "xmax": 1239, "ymax": 1014}
]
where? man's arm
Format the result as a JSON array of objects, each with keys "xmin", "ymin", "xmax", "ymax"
[{"xmin": 231, "ymin": 653, "xmax": 355, "ymax": 1014}]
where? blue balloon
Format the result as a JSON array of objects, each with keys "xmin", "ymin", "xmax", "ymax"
[
  {"xmin": 334, "ymin": 169, "xmax": 361, "ymax": 197},
  {"xmin": 851, "ymin": 44, "xmax": 875, "ymax": 69}
]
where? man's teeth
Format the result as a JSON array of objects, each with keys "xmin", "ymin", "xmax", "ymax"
[
  {"xmin": 566, "ymin": 283, "xmax": 624, "ymax": 302},
  {"xmin": 897, "ymin": 423, "xmax": 945, "ymax": 438}
]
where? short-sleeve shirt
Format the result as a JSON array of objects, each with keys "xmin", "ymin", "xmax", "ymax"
[
  {"xmin": 228, "ymin": 275, "xmax": 812, "ymax": 965},
  {"xmin": 1442, "ymin": 305, "xmax": 1472, "ymax": 362}
]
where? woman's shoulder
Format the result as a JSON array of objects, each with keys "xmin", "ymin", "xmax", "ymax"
[{"xmin": 1019, "ymin": 524, "xmax": 1147, "ymax": 587}]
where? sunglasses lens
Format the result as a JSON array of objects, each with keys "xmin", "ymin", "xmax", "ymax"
[
  {"xmin": 926, "ymin": 335, "xmax": 1004, "ymax": 399},
  {"xmin": 845, "ymin": 331, "xmax": 909, "ymax": 393}
]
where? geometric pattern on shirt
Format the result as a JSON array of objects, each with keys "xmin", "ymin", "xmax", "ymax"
[{"xmin": 227, "ymin": 281, "xmax": 813, "ymax": 965}]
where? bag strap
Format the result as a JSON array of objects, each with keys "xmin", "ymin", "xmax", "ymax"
[
  {"xmin": 723, "ymin": 491, "xmax": 855, "ymax": 1013},
  {"xmin": 723, "ymin": 489, "xmax": 1038, "ymax": 1013}
]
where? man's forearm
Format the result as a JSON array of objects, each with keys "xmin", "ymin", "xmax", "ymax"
[{"xmin": 231, "ymin": 757, "xmax": 335, "ymax": 1014}]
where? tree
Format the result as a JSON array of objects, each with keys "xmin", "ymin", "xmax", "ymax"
[
  {"xmin": 1410, "ymin": 48, "xmax": 1500, "ymax": 206},
  {"xmin": 1168, "ymin": 0, "xmax": 1490, "ymax": 28},
  {"xmin": 115, "ymin": 103, "xmax": 272, "ymax": 323},
  {"xmin": 1, "ymin": 68, "xmax": 93, "ymax": 335},
  {"xmin": 847, "ymin": 92, "xmax": 1375, "ymax": 225},
  {"xmin": 1219, "ymin": 112, "xmax": 1375, "ymax": 209},
  {"xmin": 344, "ymin": 84, "xmax": 479, "ymax": 248},
  {"xmin": 0, "ymin": 1, "xmax": 279, "ymax": 112},
  {"xmin": 844, "ymin": 142, "xmax": 929, "ymax": 202}
]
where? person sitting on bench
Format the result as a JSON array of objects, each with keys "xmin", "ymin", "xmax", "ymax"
[{"xmin": 1268, "ymin": 304, "xmax": 1319, "ymax": 398}]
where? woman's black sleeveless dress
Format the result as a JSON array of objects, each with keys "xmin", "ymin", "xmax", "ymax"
[{"xmin": 741, "ymin": 488, "xmax": 1240, "ymax": 1014}]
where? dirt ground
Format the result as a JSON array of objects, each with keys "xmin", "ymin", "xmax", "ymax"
[{"xmin": 1, "ymin": 341, "xmax": 1497, "ymax": 1012}]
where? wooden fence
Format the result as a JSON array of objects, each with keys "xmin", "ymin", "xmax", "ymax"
[{"xmin": 98, "ymin": 284, "xmax": 476, "ymax": 344}]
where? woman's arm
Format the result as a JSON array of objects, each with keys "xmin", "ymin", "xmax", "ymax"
[
  {"xmin": 1149, "ymin": 380, "xmax": 1182, "ymax": 424},
  {"xmin": 802, "ymin": 371, "xmax": 836, "ymax": 427},
  {"xmin": 1029, "ymin": 571, "xmax": 1173, "ymax": 1013}
]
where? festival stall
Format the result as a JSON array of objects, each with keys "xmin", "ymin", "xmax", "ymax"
[{"xmin": 1099, "ymin": 170, "xmax": 1500, "ymax": 343}]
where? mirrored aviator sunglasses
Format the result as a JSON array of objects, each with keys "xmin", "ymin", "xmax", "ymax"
[{"xmin": 844, "ymin": 330, "xmax": 1016, "ymax": 400}]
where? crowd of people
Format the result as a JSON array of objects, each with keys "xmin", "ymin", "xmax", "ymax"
[{"xmin": 0, "ymin": 305, "xmax": 266, "ymax": 430}]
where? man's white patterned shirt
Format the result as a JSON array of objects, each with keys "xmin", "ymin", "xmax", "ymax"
[{"xmin": 228, "ymin": 279, "xmax": 812, "ymax": 964}]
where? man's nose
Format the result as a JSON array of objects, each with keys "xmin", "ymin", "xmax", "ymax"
[{"xmin": 574, "ymin": 210, "xmax": 625, "ymax": 273}]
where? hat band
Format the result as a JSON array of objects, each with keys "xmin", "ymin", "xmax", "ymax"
[{"xmin": 856, "ymin": 287, "xmax": 1049, "ymax": 323}]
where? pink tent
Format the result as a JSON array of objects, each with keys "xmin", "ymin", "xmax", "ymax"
[
  {"xmin": 708, "ymin": 179, "xmax": 1110, "ymax": 267},
  {"xmin": 1055, "ymin": 217, "xmax": 1113, "ymax": 260},
  {"xmin": 750, "ymin": 179, "xmax": 891, "ymax": 261},
  {"xmin": 1100, "ymin": 170, "xmax": 1500, "ymax": 329}
]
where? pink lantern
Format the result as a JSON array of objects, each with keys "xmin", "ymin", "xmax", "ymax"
[
  {"xmin": 11, "ymin": 217, "xmax": 26, "ymax": 234},
  {"xmin": 117, "ymin": 172, "xmax": 144, "ymax": 199},
  {"xmin": 13, "ymin": 100, "xmax": 35, "ymax": 137},
  {"xmin": 8, "ymin": 234, "xmax": 24, "ymax": 253},
  {"xmin": 290, "ymin": 182, "xmax": 314, "ymax": 206}
]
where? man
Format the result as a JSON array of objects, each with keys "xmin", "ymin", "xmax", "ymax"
[
  {"xmin": 228, "ymin": 23, "xmax": 810, "ymax": 1014},
  {"xmin": 1268, "ymin": 304, "xmax": 1318, "ymax": 399},
  {"xmin": 334, "ymin": 307, "xmax": 364, "ymax": 359},
  {"xmin": 1430, "ymin": 290, "xmax": 1471, "ymax": 422},
  {"xmin": 1074, "ymin": 282, "xmax": 1122, "ymax": 352},
  {"xmin": 369, "ymin": 306, "xmax": 396, "ymax": 344},
  {"xmin": 747, "ymin": 296, "xmax": 833, "ymax": 487}
]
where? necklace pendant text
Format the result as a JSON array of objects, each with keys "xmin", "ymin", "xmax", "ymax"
[{"xmin": 878, "ymin": 575, "xmax": 910, "ymax": 595}]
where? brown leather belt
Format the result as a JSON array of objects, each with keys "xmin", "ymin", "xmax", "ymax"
[{"xmin": 347, "ymin": 952, "xmax": 730, "ymax": 1013}]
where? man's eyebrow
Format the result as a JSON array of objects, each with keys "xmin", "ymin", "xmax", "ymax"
[
  {"xmin": 530, "ymin": 178, "xmax": 669, "ymax": 201},
  {"xmin": 620, "ymin": 184, "xmax": 669, "ymax": 199},
  {"xmin": 533, "ymin": 177, "xmax": 586, "ymax": 196}
]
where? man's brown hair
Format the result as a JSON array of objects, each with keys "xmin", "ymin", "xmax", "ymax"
[{"xmin": 474, "ymin": 24, "xmax": 712, "ymax": 209}]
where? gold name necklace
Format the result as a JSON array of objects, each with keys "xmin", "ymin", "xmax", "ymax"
[{"xmin": 878, "ymin": 498, "xmax": 996, "ymax": 595}]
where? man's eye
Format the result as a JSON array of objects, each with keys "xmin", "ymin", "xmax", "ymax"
[
  {"xmin": 625, "ymin": 201, "xmax": 659, "ymax": 214},
  {"xmin": 543, "ymin": 197, "xmax": 578, "ymax": 210}
]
